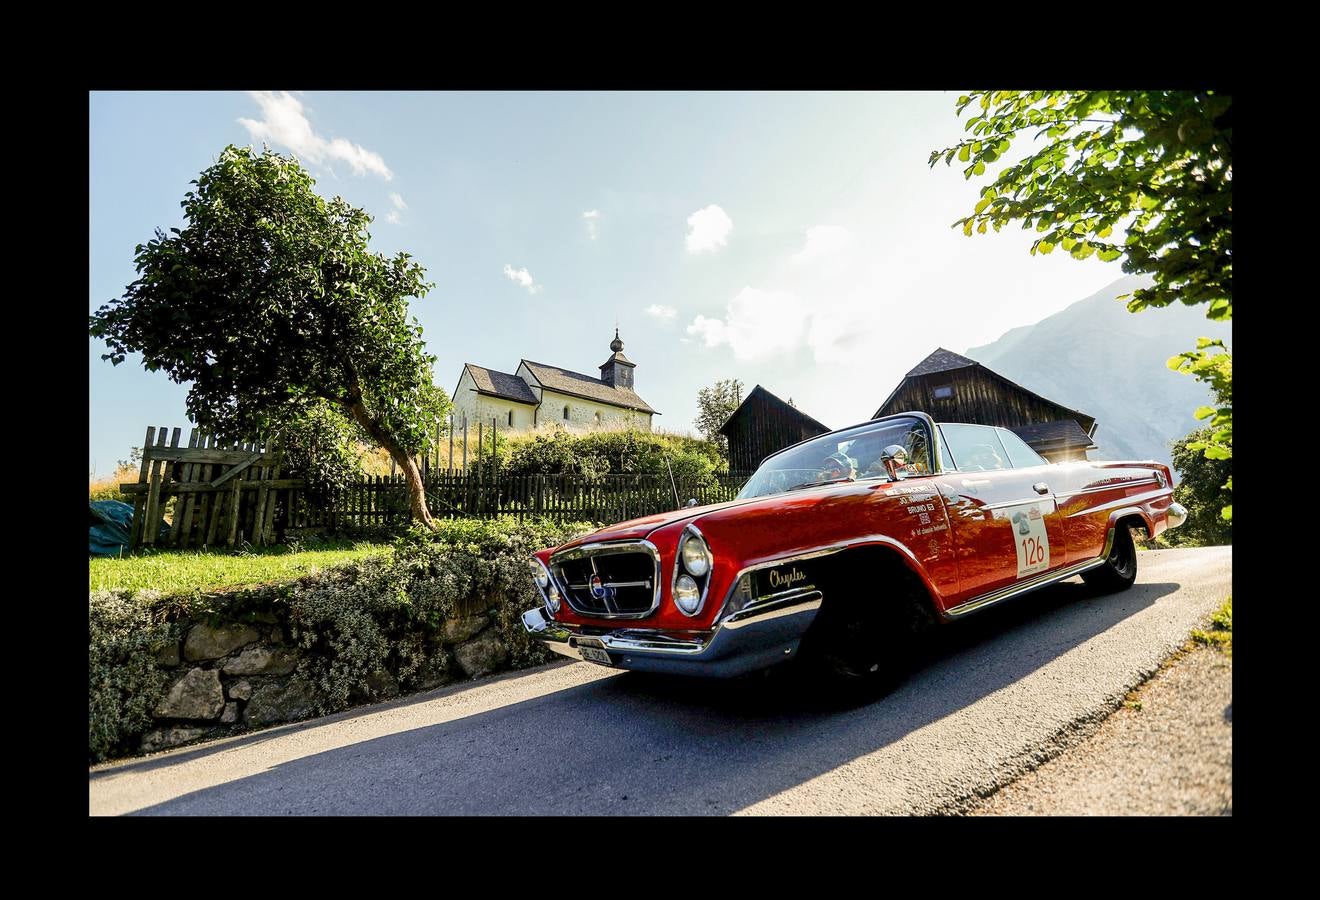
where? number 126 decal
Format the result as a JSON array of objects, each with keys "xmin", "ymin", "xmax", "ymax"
[{"xmin": 997, "ymin": 501, "xmax": 1051, "ymax": 577}]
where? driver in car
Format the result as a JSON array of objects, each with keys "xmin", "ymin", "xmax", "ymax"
[
  {"xmin": 963, "ymin": 444, "xmax": 1006, "ymax": 471},
  {"xmin": 819, "ymin": 450, "xmax": 857, "ymax": 482},
  {"xmin": 857, "ymin": 433, "xmax": 928, "ymax": 479}
]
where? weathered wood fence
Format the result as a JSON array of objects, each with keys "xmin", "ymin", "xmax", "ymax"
[
  {"xmin": 286, "ymin": 472, "xmax": 749, "ymax": 531},
  {"xmin": 120, "ymin": 425, "xmax": 749, "ymax": 548},
  {"xmin": 120, "ymin": 426, "xmax": 300, "ymax": 550}
]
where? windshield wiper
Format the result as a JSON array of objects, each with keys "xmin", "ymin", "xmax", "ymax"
[{"xmin": 785, "ymin": 476, "xmax": 855, "ymax": 492}]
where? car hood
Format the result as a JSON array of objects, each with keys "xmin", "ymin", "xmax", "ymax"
[{"xmin": 554, "ymin": 495, "xmax": 768, "ymax": 549}]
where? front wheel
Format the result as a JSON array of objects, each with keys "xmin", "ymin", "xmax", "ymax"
[
  {"xmin": 1081, "ymin": 523, "xmax": 1138, "ymax": 592},
  {"xmin": 798, "ymin": 565, "xmax": 933, "ymax": 698}
]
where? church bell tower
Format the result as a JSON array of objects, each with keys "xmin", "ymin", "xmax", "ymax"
[{"xmin": 599, "ymin": 328, "xmax": 636, "ymax": 389}]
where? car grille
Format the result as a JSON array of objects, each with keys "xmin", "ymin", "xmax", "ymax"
[{"xmin": 550, "ymin": 544, "xmax": 659, "ymax": 617}]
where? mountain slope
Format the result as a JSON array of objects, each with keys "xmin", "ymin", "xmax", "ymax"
[{"xmin": 964, "ymin": 275, "xmax": 1232, "ymax": 467}]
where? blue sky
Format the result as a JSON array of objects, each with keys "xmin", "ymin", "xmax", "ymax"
[{"xmin": 90, "ymin": 91, "xmax": 1124, "ymax": 477}]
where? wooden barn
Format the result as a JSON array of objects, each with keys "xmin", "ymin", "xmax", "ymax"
[
  {"xmin": 720, "ymin": 385, "xmax": 831, "ymax": 474},
  {"xmin": 872, "ymin": 348, "xmax": 1099, "ymax": 462}
]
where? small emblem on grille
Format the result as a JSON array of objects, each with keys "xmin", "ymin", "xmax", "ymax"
[{"xmin": 589, "ymin": 574, "xmax": 607, "ymax": 599}]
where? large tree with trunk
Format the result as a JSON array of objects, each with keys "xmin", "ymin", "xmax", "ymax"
[{"xmin": 89, "ymin": 145, "xmax": 450, "ymax": 527}]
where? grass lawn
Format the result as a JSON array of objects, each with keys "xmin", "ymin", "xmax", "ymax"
[{"xmin": 90, "ymin": 540, "xmax": 393, "ymax": 595}]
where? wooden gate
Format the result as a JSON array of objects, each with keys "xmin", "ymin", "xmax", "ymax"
[{"xmin": 119, "ymin": 426, "xmax": 303, "ymax": 550}]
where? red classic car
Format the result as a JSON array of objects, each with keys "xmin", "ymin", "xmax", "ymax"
[{"xmin": 522, "ymin": 412, "xmax": 1186, "ymax": 689}]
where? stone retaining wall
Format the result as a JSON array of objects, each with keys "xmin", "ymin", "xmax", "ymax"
[{"xmin": 137, "ymin": 598, "xmax": 519, "ymax": 754}]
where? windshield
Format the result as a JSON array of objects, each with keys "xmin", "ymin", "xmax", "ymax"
[{"xmin": 737, "ymin": 417, "xmax": 933, "ymax": 499}]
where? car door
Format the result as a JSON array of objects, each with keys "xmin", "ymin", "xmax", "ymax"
[{"xmin": 935, "ymin": 423, "xmax": 1069, "ymax": 604}]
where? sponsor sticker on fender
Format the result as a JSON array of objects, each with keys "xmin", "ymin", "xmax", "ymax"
[{"xmin": 993, "ymin": 501, "xmax": 1051, "ymax": 578}]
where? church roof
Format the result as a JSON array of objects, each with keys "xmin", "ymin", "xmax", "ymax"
[
  {"xmin": 520, "ymin": 359, "xmax": 658, "ymax": 415},
  {"xmin": 600, "ymin": 350, "xmax": 635, "ymax": 368},
  {"xmin": 461, "ymin": 364, "xmax": 539, "ymax": 405}
]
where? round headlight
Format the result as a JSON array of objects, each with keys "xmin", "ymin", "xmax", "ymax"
[
  {"xmin": 546, "ymin": 584, "xmax": 561, "ymax": 613},
  {"xmin": 528, "ymin": 559, "xmax": 550, "ymax": 589},
  {"xmin": 680, "ymin": 535, "xmax": 711, "ymax": 577},
  {"xmin": 674, "ymin": 575, "xmax": 701, "ymax": 615}
]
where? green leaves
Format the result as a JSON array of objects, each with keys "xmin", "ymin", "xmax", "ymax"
[{"xmin": 935, "ymin": 90, "xmax": 1232, "ymax": 520}]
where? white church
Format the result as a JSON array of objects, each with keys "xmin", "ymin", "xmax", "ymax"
[{"xmin": 452, "ymin": 329, "xmax": 658, "ymax": 433}]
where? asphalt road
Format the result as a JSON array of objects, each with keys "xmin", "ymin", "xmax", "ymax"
[{"xmin": 89, "ymin": 546, "xmax": 1232, "ymax": 816}]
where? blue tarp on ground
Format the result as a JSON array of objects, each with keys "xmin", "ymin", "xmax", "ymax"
[{"xmin": 90, "ymin": 500, "xmax": 167, "ymax": 557}]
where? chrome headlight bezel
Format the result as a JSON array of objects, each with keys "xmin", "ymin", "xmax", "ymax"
[
  {"xmin": 672, "ymin": 525, "xmax": 712, "ymax": 617},
  {"xmin": 529, "ymin": 557, "xmax": 559, "ymax": 613},
  {"xmin": 680, "ymin": 532, "xmax": 712, "ymax": 577},
  {"xmin": 674, "ymin": 575, "xmax": 701, "ymax": 614}
]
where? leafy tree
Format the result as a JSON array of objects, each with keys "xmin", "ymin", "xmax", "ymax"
[
  {"xmin": 1163, "ymin": 425, "xmax": 1233, "ymax": 547},
  {"xmin": 89, "ymin": 145, "xmax": 450, "ymax": 527},
  {"xmin": 267, "ymin": 399, "xmax": 369, "ymax": 500},
  {"xmin": 933, "ymin": 91, "xmax": 1231, "ymax": 517},
  {"xmin": 695, "ymin": 378, "xmax": 744, "ymax": 455},
  {"xmin": 1168, "ymin": 337, "xmax": 1231, "ymax": 520}
]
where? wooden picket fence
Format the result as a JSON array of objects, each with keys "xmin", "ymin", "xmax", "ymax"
[
  {"xmin": 285, "ymin": 472, "xmax": 750, "ymax": 531},
  {"xmin": 120, "ymin": 426, "xmax": 301, "ymax": 550},
  {"xmin": 118, "ymin": 424, "xmax": 750, "ymax": 547}
]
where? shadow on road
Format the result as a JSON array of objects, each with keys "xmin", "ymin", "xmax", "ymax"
[{"xmin": 121, "ymin": 578, "xmax": 1178, "ymax": 815}]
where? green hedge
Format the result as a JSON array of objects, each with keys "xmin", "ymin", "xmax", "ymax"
[
  {"xmin": 476, "ymin": 429, "xmax": 726, "ymax": 483},
  {"xmin": 88, "ymin": 517, "xmax": 593, "ymax": 762}
]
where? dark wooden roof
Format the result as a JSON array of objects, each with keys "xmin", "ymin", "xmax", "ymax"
[
  {"xmin": 462, "ymin": 364, "xmax": 539, "ymax": 405},
  {"xmin": 873, "ymin": 347, "xmax": 1095, "ymax": 434},
  {"xmin": 1009, "ymin": 420, "xmax": 1098, "ymax": 451},
  {"xmin": 718, "ymin": 384, "xmax": 829, "ymax": 436},
  {"xmin": 599, "ymin": 350, "xmax": 635, "ymax": 369},
  {"xmin": 521, "ymin": 359, "xmax": 657, "ymax": 414},
  {"xmin": 906, "ymin": 347, "xmax": 979, "ymax": 378}
]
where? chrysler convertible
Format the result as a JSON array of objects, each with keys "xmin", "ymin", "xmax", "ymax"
[{"xmin": 522, "ymin": 412, "xmax": 1186, "ymax": 690}]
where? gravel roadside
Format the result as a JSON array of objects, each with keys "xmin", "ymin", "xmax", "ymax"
[{"xmin": 971, "ymin": 644, "xmax": 1232, "ymax": 816}]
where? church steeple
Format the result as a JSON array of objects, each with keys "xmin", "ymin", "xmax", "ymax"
[{"xmin": 600, "ymin": 328, "xmax": 636, "ymax": 389}]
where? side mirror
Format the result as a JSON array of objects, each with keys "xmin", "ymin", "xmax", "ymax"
[
  {"xmin": 881, "ymin": 444, "xmax": 908, "ymax": 481},
  {"xmin": 685, "ymin": 498, "xmax": 699, "ymax": 508}
]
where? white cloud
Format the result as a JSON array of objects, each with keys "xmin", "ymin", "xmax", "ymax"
[
  {"xmin": 390, "ymin": 192, "xmax": 407, "ymax": 210},
  {"xmin": 238, "ymin": 91, "xmax": 393, "ymax": 180},
  {"xmin": 503, "ymin": 264, "xmax": 542, "ymax": 295},
  {"xmin": 583, "ymin": 209, "xmax": 601, "ymax": 240},
  {"xmin": 792, "ymin": 225, "xmax": 853, "ymax": 264},
  {"xmin": 685, "ymin": 204, "xmax": 733, "ymax": 254},
  {"xmin": 685, "ymin": 287, "xmax": 809, "ymax": 360},
  {"xmin": 645, "ymin": 304, "xmax": 677, "ymax": 320},
  {"xmin": 386, "ymin": 211, "xmax": 402, "ymax": 225}
]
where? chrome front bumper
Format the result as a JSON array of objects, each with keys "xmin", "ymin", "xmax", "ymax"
[{"xmin": 521, "ymin": 589, "xmax": 823, "ymax": 678}]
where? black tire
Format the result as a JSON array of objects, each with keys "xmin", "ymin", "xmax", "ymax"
[
  {"xmin": 1081, "ymin": 523, "xmax": 1138, "ymax": 592},
  {"xmin": 798, "ymin": 563, "xmax": 933, "ymax": 698}
]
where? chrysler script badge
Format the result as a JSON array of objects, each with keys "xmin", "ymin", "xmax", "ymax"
[{"xmin": 768, "ymin": 567, "xmax": 807, "ymax": 589}]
